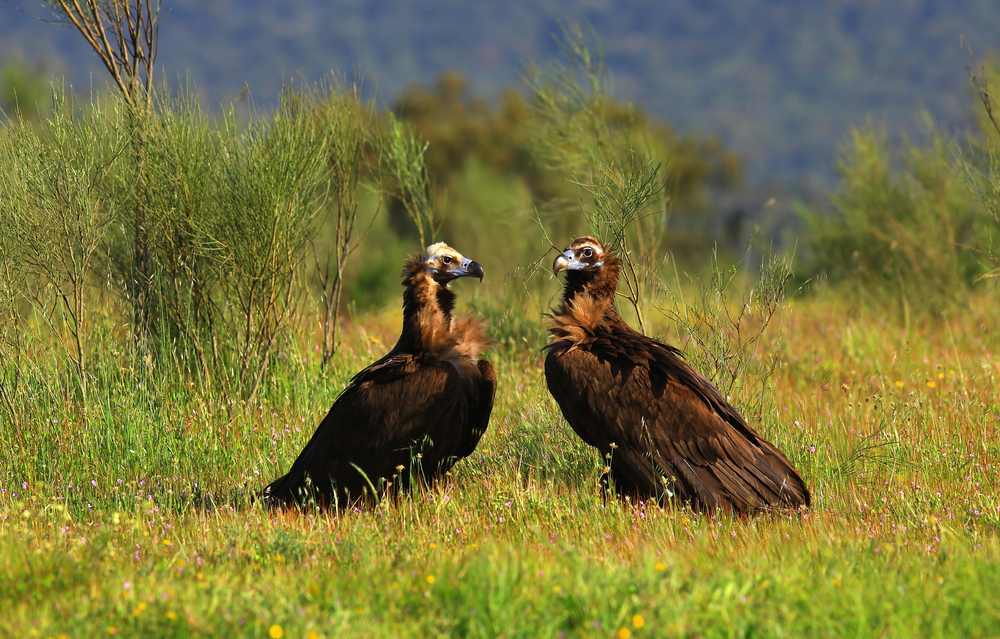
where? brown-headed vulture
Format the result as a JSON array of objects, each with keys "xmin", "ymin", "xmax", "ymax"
[
  {"xmin": 544, "ymin": 236, "xmax": 810, "ymax": 513},
  {"xmin": 262, "ymin": 243, "xmax": 495, "ymax": 507}
]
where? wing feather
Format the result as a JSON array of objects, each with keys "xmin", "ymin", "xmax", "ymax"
[
  {"xmin": 546, "ymin": 329, "xmax": 810, "ymax": 512},
  {"xmin": 264, "ymin": 353, "xmax": 470, "ymax": 505}
]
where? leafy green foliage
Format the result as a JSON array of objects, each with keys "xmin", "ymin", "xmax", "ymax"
[
  {"xmin": 0, "ymin": 90, "xmax": 134, "ymax": 404},
  {"xmin": 0, "ymin": 81, "xmax": 382, "ymax": 405},
  {"xmin": 957, "ymin": 57, "xmax": 1000, "ymax": 282},
  {"xmin": 801, "ymin": 118, "xmax": 989, "ymax": 308},
  {"xmin": 383, "ymin": 113, "xmax": 438, "ymax": 248},
  {"xmin": 660, "ymin": 247, "xmax": 793, "ymax": 427}
]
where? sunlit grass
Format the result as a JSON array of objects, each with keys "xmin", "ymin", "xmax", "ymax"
[{"xmin": 1, "ymin": 292, "xmax": 999, "ymax": 637}]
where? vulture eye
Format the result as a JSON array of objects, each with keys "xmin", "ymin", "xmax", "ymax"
[
  {"xmin": 441, "ymin": 256, "xmax": 453, "ymax": 265},
  {"xmin": 581, "ymin": 247, "xmax": 594, "ymax": 258}
]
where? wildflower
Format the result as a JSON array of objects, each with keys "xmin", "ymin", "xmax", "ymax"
[
  {"xmin": 308, "ymin": 633, "xmax": 319, "ymax": 639},
  {"xmin": 833, "ymin": 578, "xmax": 841, "ymax": 586},
  {"xmin": 654, "ymin": 562, "xmax": 666, "ymax": 571},
  {"xmin": 166, "ymin": 611, "xmax": 177, "ymax": 620},
  {"xmin": 370, "ymin": 337, "xmax": 380, "ymax": 345},
  {"xmin": 618, "ymin": 628, "xmax": 632, "ymax": 639},
  {"xmin": 894, "ymin": 381, "xmax": 904, "ymax": 388},
  {"xmin": 269, "ymin": 625, "xmax": 283, "ymax": 639},
  {"xmin": 632, "ymin": 614, "xmax": 645, "ymax": 628},
  {"xmin": 108, "ymin": 627, "xmax": 117, "ymax": 635},
  {"xmin": 926, "ymin": 381, "xmax": 935, "ymax": 388},
  {"xmin": 426, "ymin": 575, "xmax": 436, "ymax": 584},
  {"xmin": 132, "ymin": 602, "xmax": 147, "ymax": 617}
]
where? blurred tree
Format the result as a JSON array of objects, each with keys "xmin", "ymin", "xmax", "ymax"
[
  {"xmin": 0, "ymin": 57, "xmax": 50, "ymax": 121},
  {"xmin": 392, "ymin": 69, "xmax": 742, "ymax": 257},
  {"xmin": 801, "ymin": 117, "xmax": 986, "ymax": 309}
]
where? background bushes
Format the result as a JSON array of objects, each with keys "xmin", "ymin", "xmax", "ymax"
[{"xmin": 800, "ymin": 115, "xmax": 997, "ymax": 309}]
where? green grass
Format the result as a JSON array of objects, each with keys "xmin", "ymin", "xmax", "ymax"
[{"xmin": 2, "ymin": 290, "xmax": 1000, "ymax": 638}]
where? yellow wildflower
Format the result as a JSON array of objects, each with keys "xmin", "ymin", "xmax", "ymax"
[
  {"xmin": 654, "ymin": 562, "xmax": 666, "ymax": 571},
  {"xmin": 426, "ymin": 575, "xmax": 436, "ymax": 584},
  {"xmin": 269, "ymin": 625, "xmax": 283, "ymax": 639},
  {"xmin": 632, "ymin": 615, "xmax": 645, "ymax": 629},
  {"xmin": 617, "ymin": 628, "xmax": 632, "ymax": 639}
]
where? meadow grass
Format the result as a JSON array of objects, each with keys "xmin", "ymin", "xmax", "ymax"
[{"xmin": 1, "ymin": 287, "xmax": 999, "ymax": 639}]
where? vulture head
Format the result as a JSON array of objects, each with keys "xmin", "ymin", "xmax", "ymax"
[
  {"xmin": 552, "ymin": 236, "xmax": 607, "ymax": 273},
  {"xmin": 422, "ymin": 242, "xmax": 485, "ymax": 284},
  {"xmin": 401, "ymin": 242, "xmax": 486, "ymax": 350},
  {"xmin": 552, "ymin": 236, "xmax": 620, "ymax": 302}
]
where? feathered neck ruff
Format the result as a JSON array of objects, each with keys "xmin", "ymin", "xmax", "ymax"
[
  {"xmin": 548, "ymin": 251, "xmax": 622, "ymax": 347},
  {"xmin": 549, "ymin": 250, "xmax": 624, "ymax": 343},
  {"xmin": 560, "ymin": 250, "xmax": 621, "ymax": 306},
  {"xmin": 397, "ymin": 254, "xmax": 491, "ymax": 365}
]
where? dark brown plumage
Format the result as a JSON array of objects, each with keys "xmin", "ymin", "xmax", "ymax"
[
  {"xmin": 545, "ymin": 237, "xmax": 810, "ymax": 513},
  {"xmin": 262, "ymin": 242, "xmax": 495, "ymax": 507}
]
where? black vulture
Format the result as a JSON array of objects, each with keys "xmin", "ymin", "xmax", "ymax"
[
  {"xmin": 262, "ymin": 242, "xmax": 495, "ymax": 507},
  {"xmin": 544, "ymin": 236, "xmax": 809, "ymax": 513}
]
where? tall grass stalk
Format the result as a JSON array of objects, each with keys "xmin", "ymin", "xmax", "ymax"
[
  {"xmin": 384, "ymin": 113, "xmax": 438, "ymax": 247},
  {"xmin": 527, "ymin": 25, "xmax": 668, "ymax": 334},
  {"xmin": 1, "ymin": 90, "xmax": 134, "ymax": 411},
  {"xmin": 659, "ymin": 244, "xmax": 794, "ymax": 426},
  {"xmin": 310, "ymin": 82, "xmax": 380, "ymax": 366}
]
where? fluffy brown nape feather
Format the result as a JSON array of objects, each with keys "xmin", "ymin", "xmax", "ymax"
[
  {"xmin": 545, "ymin": 236, "xmax": 810, "ymax": 513},
  {"xmin": 399, "ymin": 254, "xmax": 492, "ymax": 360},
  {"xmin": 261, "ymin": 243, "xmax": 495, "ymax": 508}
]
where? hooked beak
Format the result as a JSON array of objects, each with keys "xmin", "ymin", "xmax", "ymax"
[
  {"xmin": 553, "ymin": 253, "xmax": 571, "ymax": 274},
  {"xmin": 456, "ymin": 258, "xmax": 485, "ymax": 282},
  {"xmin": 553, "ymin": 249, "xmax": 591, "ymax": 274}
]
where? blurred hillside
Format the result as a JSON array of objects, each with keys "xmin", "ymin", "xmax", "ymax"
[{"xmin": 1, "ymin": 0, "xmax": 998, "ymax": 188}]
